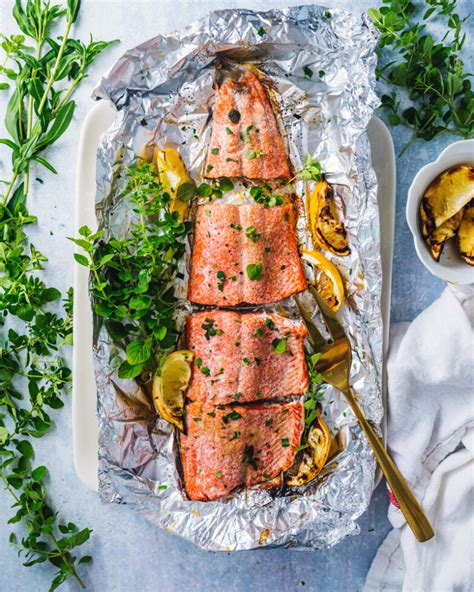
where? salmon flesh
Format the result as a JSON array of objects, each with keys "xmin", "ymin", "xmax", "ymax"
[
  {"xmin": 205, "ymin": 70, "xmax": 290, "ymax": 179},
  {"xmin": 187, "ymin": 202, "xmax": 307, "ymax": 305},
  {"xmin": 180, "ymin": 400, "xmax": 304, "ymax": 501},
  {"xmin": 186, "ymin": 310, "xmax": 309, "ymax": 406}
]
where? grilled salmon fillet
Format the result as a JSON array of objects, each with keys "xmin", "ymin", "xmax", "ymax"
[
  {"xmin": 188, "ymin": 202, "xmax": 307, "ymax": 305},
  {"xmin": 186, "ymin": 310, "xmax": 308, "ymax": 405},
  {"xmin": 180, "ymin": 400, "xmax": 304, "ymax": 501},
  {"xmin": 205, "ymin": 70, "xmax": 290, "ymax": 179}
]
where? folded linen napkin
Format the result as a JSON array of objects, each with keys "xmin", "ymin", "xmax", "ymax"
[{"xmin": 364, "ymin": 285, "xmax": 474, "ymax": 592}]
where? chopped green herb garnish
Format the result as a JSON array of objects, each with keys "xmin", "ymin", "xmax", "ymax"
[
  {"xmin": 243, "ymin": 124, "xmax": 254, "ymax": 142},
  {"xmin": 318, "ymin": 70, "xmax": 325, "ymax": 78},
  {"xmin": 257, "ymin": 26, "xmax": 266, "ymax": 37},
  {"xmin": 201, "ymin": 318, "xmax": 223, "ymax": 340},
  {"xmin": 229, "ymin": 431, "xmax": 241, "ymax": 441},
  {"xmin": 246, "ymin": 149, "xmax": 264, "ymax": 160},
  {"xmin": 217, "ymin": 270, "xmax": 226, "ymax": 292},
  {"xmin": 246, "ymin": 263, "xmax": 263, "ymax": 280},
  {"xmin": 281, "ymin": 438, "xmax": 290, "ymax": 447},
  {"xmin": 272, "ymin": 338, "xmax": 286, "ymax": 354},
  {"xmin": 223, "ymin": 411, "xmax": 242, "ymax": 424},
  {"xmin": 265, "ymin": 318, "xmax": 275, "ymax": 330},
  {"xmin": 243, "ymin": 445, "xmax": 258, "ymax": 470},
  {"xmin": 304, "ymin": 65, "xmax": 313, "ymax": 79},
  {"xmin": 245, "ymin": 226, "xmax": 261, "ymax": 243},
  {"xmin": 242, "ymin": 357, "xmax": 251, "ymax": 365},
  {"xmin": 225, "ymin": 127, "xmax": 234, "ymax": 135},
  {"xmin": 206, "ymin": 164, "xmax": 214, "ymax": 173},
  {"xmin": 228, "ymin": 109, "xmax": 241, "ymax": 123},
  {"xmin": 211, "ymin": 147, "xmax": 219, "ymax": 154}
]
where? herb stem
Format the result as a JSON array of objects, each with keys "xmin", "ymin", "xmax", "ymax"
[
  {"xmin": 38, "ymin": 19, "xmax": 73, "ymax": 115},
  {"xmin": 2, "ymin": 170, "xmax": 19, "ymax": 205},
  {"xmin": 24, "ymin": 43, "xmax": 44, "ymax": 194}
]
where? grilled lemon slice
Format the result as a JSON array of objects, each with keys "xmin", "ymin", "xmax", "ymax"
[
  {"xmin": 301, "ymin": 248, "xmax": 345, "ymax": 311},
  {"xmin": 286, "ymin": 410, "xmax": 331, "ymax": 487},
  {"xmin": 306, "ymin": 179, "xmax": 350, "ymax": 257},
  {"xmin": 152, "ymin": 350, "xmax": 194, "ymax": 430}
]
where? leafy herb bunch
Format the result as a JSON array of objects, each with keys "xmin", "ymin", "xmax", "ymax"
[
  {"xmin": 0, "ymin": 0, "xmax": 116, "ymax": 589},
  {"xmin": 369, "ymin": 0, "xmax": 473, "ymax": 153},
  {"xmin": 72, "ymin": 160, "xmax": 189, "ymax": 381}
]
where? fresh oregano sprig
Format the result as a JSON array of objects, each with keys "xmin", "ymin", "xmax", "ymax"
[
  {"xmin": 71, "ymin": 160, "xmax": 189, "ymax": 382},
  {"xmin": 369, "ymin": 0, "xmax": 473, "ymax": 153},
  {"xmin": 0, "ymin": 1, "xmax": 116, "ymax": 588}
]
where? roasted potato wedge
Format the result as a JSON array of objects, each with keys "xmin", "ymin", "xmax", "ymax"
[
  {"xmin": 457, "ymin": 201, "xmax": 474, "ymax": 266},
  {"xmin": 307, "ymin": 180, "xmax": 350, "ymax": 257},
  {"xmin": 424, "ymin": 209, "xmax": 464, "ymax": 262},
  {"xmin": 286, "ymin": 410, "xmax": 331, "ymax": 487},
  {"xmin": 420, "ymin": 165, "xmax": 474, "ymax": 234}
]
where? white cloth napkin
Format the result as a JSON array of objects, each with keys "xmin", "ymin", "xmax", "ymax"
[{"xmin": 364, "ymin": 286, "xmax": 474, "ymax": 592}]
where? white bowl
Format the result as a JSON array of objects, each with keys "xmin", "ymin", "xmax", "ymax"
[{"xmin": 406, "ymin": 139, "xmax": 474, "ymax": 285}]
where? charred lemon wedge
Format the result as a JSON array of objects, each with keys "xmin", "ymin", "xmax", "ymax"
[
  {"xmin": 457, "ymin": 201, "xmax": 474, "ymax": 266},
  {"xmin": 286, "ymin": 409, "xmax": 331, "ymax": 487},
  {"xmin": 420, "ymin": 165, "xmax": 474, "ymax": 231},
  {"xmin": 419, "ymin": 165, "xmax": 474, "ymax": 263},
  {"xmin": 423, "ymin": 210, "xmax": 464, "ymax": 262},
  {"xmin": 307, "ymin": 179, "xmax": 350, "ymax": 257},
  {"xmin": 153, "ymin": 147, "xmax": 194, "ymax": 222},
  {"xmin": 152, "ymin": 350, "xmax": 194, "ymax": 431},
  {"xmin": 301, "ymin": 249, "xmax": 345, "ymax": 311}
]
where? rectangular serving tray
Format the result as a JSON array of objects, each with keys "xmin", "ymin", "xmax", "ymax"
[{"xmin": 73, "ymin": 100, "xmax": 395, "ymax": 492}]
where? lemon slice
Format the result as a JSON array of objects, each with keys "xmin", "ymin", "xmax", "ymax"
[
  {"xmin": 153, "ymin": 147, "xmax": 193, "ymax": 222},
  {"xmin": 301, "ymin": 248, "xmax": 345, "ymax": 311},
  {"xmin": 152, "ymin": 350, "xmax": 194, "ymax": 430}
]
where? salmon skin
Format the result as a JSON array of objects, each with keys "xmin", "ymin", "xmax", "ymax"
[
  {"xmin": 187, "ymin": 202, "xmax": 307, "ymax": 305},
  {"xmin": 180, "ymin": 400, "xmax": 304, "ymax": 501},
  {"xmin": 205, "ymin": 70, "xmax": 290, "ymax": 179},
  {"xmin": 186, "ymin": 310, "xmax": 308, "ymax": 406}
]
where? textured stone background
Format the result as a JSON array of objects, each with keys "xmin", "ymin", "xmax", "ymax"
[{"xmin": 0, "ymin": 0, "xmax": 467, "ymax": 590}]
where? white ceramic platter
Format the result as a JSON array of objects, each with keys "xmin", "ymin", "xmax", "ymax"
[{"xmin": 73, "ymin": 100, "xmax": 395, "ymax": 491}]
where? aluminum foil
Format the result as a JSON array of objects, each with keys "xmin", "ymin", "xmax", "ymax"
[{"xmin": 91, "ymin": 5, "xmax": 382, "ymax": 550}]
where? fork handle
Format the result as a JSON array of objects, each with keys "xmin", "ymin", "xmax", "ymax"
[{"xmin": 345, "ymin": 388, "xmax": 435, "ymax": 542}]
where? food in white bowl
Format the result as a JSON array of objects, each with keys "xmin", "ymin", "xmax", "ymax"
[
  {"xmin": 406, "ymin": 139, "xmax": 474, "ymax": 285},
  {"xmin": 419, "ymin": 165, "xmax": 473, "ymax": 263}
]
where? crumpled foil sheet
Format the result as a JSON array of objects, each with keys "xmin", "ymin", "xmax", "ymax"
[{"xmin": 92, "ymin": 5, "xmax": 383, "ymax": 551}]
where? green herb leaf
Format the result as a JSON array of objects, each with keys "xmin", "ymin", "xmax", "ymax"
[
  {"xmin": 118, "ymin": 361, "xmax": 143, "ymax": 379},
  {"xmin": 125, "ymin": 340, "xmax": 151, "ymax": 365},
  {"xmin": 271, "ymin": 338, "xmax": 286, "ymax": 354},
  {"xmin": 246, "ymin": 263, "xmax": 263, "ymax": 280},
  {"xmin": 176, "ymin": 181, "xmax": 195, "ymax": 202}
]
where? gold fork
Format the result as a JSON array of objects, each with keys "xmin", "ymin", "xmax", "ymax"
[{"xmin": 296, "ymin": 287, "xmax": 435, "ymax": 542}]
